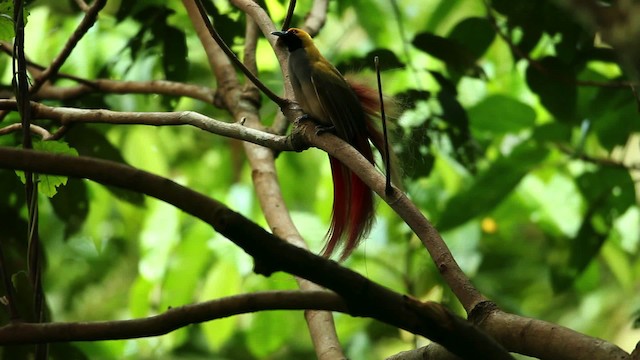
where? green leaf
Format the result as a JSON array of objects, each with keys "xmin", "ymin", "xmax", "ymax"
[
  {"xmin": 49, "ymin": 178, "xmax": 89, "ymax": 238},
  {"xmin": 15, "ymin": 140, "xmax": 78, "ymax": 198},
  {"xmin": 337, "ymin": 48, "xmax": 405, "ymax": 73},
  {"xmin": 525, "ymin": 57, "xmax": 577, "ymax": 121},
  {"xmin": 589, "ymin": 86, "xmax": 640, "ymax": 150},
  {"xmin": 437, "ymin": 142, "xmax": 548, "ymax": 231},
  {"xmin": 551, "ymin": 212, "xmax": 606, "ymax": 292},
  {"xmin": 413, "ymin": 32, "xmax": 479, "ymax": 76},
  {"xmin": 162, "ymin": 25, "xmax": 188, "ymax": 82},
  {"xmin": 0, "ymin": 1, "xmax": 29, "ymax": 41},
  {"xmin": 576, "ymin": 167, "xmax": 635, "ymax": 218},
  {"xmin": 0, "ymin": 13, "xmax": 13, "ymax": 41},
  {"xmin": 247, "ymin": 310, "xmax": 299, "ymax": 358},
  {"xmin": 468, "ymin": 94, "xmax": 536, "ymax": 136},
  {"xmin": 448, "ymin": 17, "xmax": 495, "ymax": 62},
  {"xmin": 199, "ymin": 260, "xmax": 240, "ymax": 351}
]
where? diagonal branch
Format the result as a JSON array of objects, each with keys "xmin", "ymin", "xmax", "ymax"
[
  {"xmin": 190, "ymin": 0, "xmax": 285, "ymax": 106},
  {"xmin": 292, "ymin": 120, "xmax": 487, "ymax": 312},
  {"xmin": 29, "ymin": 0, "xmax": 107, "ymax": 95}
]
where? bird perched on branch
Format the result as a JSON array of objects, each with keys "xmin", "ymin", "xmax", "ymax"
[{"xmin": 272, "ymin": 28, "xmax": 392, "ymax": 260}]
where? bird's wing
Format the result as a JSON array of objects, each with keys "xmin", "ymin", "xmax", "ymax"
[{"xmin": 309, "ymin": 62, "xmax": 367, "ymax": 142}]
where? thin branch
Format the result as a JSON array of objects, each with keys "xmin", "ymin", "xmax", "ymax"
[
  {"xmin": 0, "ymin": 291, "xmax": 346, "ymax": 344},
  {"xmin": 557, "ymin": 143, "xmax": 640, "ymax": 171},
  {"xmin": 232, "ymin": 0, "xmax": 290, "ymax": 70},
  {"xmin": 0, "ymin": 147, "xmax": 511, "ymax": 360},
  {"xmin": 13, "ymin": 2, "xmax": 47, "ymax": 358},
  {"xmin": 190, "ymin": 0, "xmax": 285, "ymax": 106},
  {"xmin": 73, "ymin": 0, "xmax": 90, "ymax": 12},
  {"xmin": 29, "ymin": 0, "xmax": 107, "ymax": 95},
  {"xmin": 0, "ymin": 44, "xmax": 216, "ymax": 103},
  {"xmin": 50, "ymin": 79, "xmax": 215, "ymax": 103},
  {"xmin": 304, "ymin": 0, "xmax": 328, "ymax": 36},
  {"xmin": 282, "ymin": 0, "xmax": 296, "ymax": 30},
  {"xmin": 0, "ymin": 100, "xmax": 292, "ymax": 151},
  {"xmin": 292, "ymin": 120, "xmax": 487, "ymax": 312},
  {"xmin": 479, "ymin": 306, "xmax": 629, "ymax": 360},
  {"xmin": 239, "ymin": 17, "xmax": 345, "ymax": 360},
  {"xmin": 0, "ymin": 123, "xmax": 54, "ymax": 139}
]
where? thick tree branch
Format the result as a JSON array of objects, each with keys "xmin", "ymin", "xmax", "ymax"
[{"xmin": 0, "ymin": 147, "xmax": 511, "ymax": 360}]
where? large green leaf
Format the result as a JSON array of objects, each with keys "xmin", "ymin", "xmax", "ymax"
[
  {"xmin": 468, "ymin": 94, "xmax": 536, "ymax": 136},
  {"xmin": 448, "ymin": 17, "xmax": 495, "ymax": 62},
  {"xmin": 199, "ymin": 260, "xmax": 240, "ymax": 351},
  {"xmin": 49, "ymin": 178, "xmax": 89, "ymax": 238},
  {"xmin": 437, "ymin": 142, "xmax": 548, "ymax": 231},
  {"xmin": 161, "ymin": 25, "xmax": 188, "ymax": 82},
  {"xmin": 413, "ymin": 32, "xmax": 480, "ymax": 76},
  {"xmin": 552, "ymin": 167, "xmax": 636, "ymax": 291},
  {"xmin": 525, "ymin": 57, "xmax": 577, "ymax": 122}
]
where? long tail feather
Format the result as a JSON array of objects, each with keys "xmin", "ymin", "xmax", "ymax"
[
  {"xmin": 323, "ymin": 156, "xmax": 374, "ymax": 260},
  {"xmin": 322, "ymin": 81, "xmax": 392, "ymax": 260}
]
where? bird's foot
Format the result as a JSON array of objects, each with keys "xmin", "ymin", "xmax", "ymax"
[
  {"xmin": 314, "ymin": 124, "xmax": 336, "ymax": 135},
  {"xmin": 294, "ymin": 113, "xmax": 311, "ymax": 124}
]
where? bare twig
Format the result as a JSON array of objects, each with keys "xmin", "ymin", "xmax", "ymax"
[
  {"xmin": 304, "ymin": 0, "xmax": 328, "ymax": 36},
  {"xmin": 13, "ymin": 2, "xmax": 46, "ymax": 358},
  {"xmin": 190, "ymin": 0, "xmax": 285, "ymax": 106},
  {"xmin": 282, "ymin": 0, "xmax": 297, "ymax": 30},
  {"xmin": 242, "ymin": 16, "xmax": 346, "ymax": 360},
  {"xmin": 0, "ymin": 123, "xmax": 54, "ymax": 139},
  {"xmin": 0, "ymin": 100, "xmax": 292, "ymax": 151},
  {"xmin": 557, "ymin": 143, "xmax": 640, "ymax": 171},
  {"xmin": 73, "ymin": 0, "xmax": 90, "ymax": 12},
  {"xmin": 30, "ymin": 0, "xmax": 107, "ymax": 95}
]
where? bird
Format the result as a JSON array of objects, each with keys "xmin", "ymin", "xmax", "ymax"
[{"xmin": 272, "ymin": 27, "xmax": 390, "ymax": 260}]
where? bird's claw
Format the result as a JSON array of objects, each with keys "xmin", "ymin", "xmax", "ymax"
[
  {"xmin": 294, "ymin": 114, "xmax": 311, "ymax": 123},
  {"xmin": 314, "ymin": 124, "xmax": 336, "ymax": 136}
]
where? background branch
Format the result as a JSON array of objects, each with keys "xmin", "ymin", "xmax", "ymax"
[
  {"xmin": 0, "ymin": 291, "xmax": 346, "ymax": 344},
  {"xmin": 29, "ymin": 0, "xmax": 106, "ymax": 95}
]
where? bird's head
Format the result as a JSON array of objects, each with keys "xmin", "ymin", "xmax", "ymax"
[{"xmin": 271, "ymin": 28, "xmax": 313, "ymax": 52}]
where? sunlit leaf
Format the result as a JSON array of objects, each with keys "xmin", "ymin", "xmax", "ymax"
[
  {"xmin": 468, "ymin": 94, "xmax": 536, "ymax": 136},
  {"xmin": 438, "ymin": 142, "xmax": 548, "ymax": 231},
  {"xmin": 15, "ymin": 140, "xmax": 78, "ymax": 198},
  {"xmin": 199, "ymin": 260, "xmax": 240, "ymax": 350}
]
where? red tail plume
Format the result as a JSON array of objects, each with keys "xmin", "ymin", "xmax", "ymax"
[
  {"xmin": 322, "ymin": 81, "xmax": 386, "ymax": 260},
  {"xmin": 324, "ymin": 156, "xmax": 374, "ymax": 260},
  {"xmin": 348, "ymin": 80, "xmax": 381, "ymax": 116}
]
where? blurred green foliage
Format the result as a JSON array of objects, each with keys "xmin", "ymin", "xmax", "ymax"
[{"xmin": 0, "ymin": 0, "xmax": 638, "ymax": 359}]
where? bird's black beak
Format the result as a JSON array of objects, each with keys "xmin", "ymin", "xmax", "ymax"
[{"xmin": 271, "ymin": 30, "xmax": 287, "ymax": 37}]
